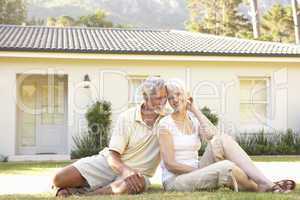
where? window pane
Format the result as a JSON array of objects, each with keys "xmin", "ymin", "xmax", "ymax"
[
  {"xmin": 129, "ymin": 79, "xmax": 144, "ymax": 104},
  {"xmin": 240, "ymin": 103, "xmax": 267, "ymax": 124},
  {"xmin": 42, "ymin": 111, "xmax": 54, "ymax": 124},
  {"xmin": 22, "ymin": 112, "xmax": 35, "ymax": 124},
  {"xmin": 54, "ymin": 84, "xmax": 65, "ymax": 114},
  {"xmin": 253, "ymin": 80, "xmax": 267, "ymax": 101},
  {"xmin": 21, "ymin": 85, "xmax": 36, "ymax": 110},
  {"xmin": 54, "ymin": 113, "xmax": 65, "ymax": 124},
  {"xmin": 20, "ymin": 83, "xmax": 36, "ymax": 147},
  {"xmin": 240, "ymin": 80, "xmax": 252, "ymax": 101},
  {"xmin": 21, "ymin": 123, "xmax": 35, "ymax": 146},
  {"xmin": 240, "ymin": 79, "xmax": 267, "ymax": 102}
]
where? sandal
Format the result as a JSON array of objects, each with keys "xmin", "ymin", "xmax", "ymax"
[
  {"xmin": 270, "ymin": 184, "xmax": 290, "ymax": 193},
  {"xmin": 55, "ymin": 188, "xmax": 71, "ymax": 197},
  {"xmin": 274, "ymin": 179, "xmax": 296, "ymax": 191},
  {"xmin": 55, "ymin": 187, "xmax": 88, "ymax": 197}
]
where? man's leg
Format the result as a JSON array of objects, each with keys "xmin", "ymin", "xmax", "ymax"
[
  {"xmin": 86, "ymin": 176, "xmax": 146, "ymax": 195},
  {"xmin": 53, "ymin": 165, "xmax": 86, "ymax": 188},
  {"xmin": 213, "ymin": 134, "xmax": 273, "ymax": 191},
  {"xmin": 53, "ymin": 153, "xmax": 117, "ymax": 196}
]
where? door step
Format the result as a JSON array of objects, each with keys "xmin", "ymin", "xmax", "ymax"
[{"xmin": 8, "ymin": 154, "xmax": 70, "ymax": 162}]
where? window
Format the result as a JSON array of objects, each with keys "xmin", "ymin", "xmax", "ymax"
[
  {"xmin": 128, "ymin": 75, "xmax": 147, "ymax": 107},
  {"xmin": 239, "ymin": 78, "xmax": 269, "ymax": 126}
]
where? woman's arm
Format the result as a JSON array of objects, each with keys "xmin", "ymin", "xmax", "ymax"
[
  {"xmin": 158, "ymin": 127, "xmax": 197, "ymax": 175},
  {"xmin": 187, "ymin": 97, "xmax": 218, "ymax": 141}
]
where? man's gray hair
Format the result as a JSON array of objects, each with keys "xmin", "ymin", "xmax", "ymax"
[{"xmin": 142, "ymin": 76, "xmax": 165, "ymax": 100}]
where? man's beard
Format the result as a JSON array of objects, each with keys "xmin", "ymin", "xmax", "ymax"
[{"xmin": 153, "ymin": 106, "xmax": 165, "ymax": 115}]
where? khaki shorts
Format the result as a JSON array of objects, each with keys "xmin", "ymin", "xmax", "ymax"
[
  {"xmin": 163, "ymin": 135, "xmax": 238, "ymax": 192},
  {"xmin": 72, "ymin": 153, "xmax": 151, "ymax": 191}
]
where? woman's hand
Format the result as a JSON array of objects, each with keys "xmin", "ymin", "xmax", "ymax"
[{"xmin": 186, "ymin": 96, "xmax": 198, "ymax": 114}]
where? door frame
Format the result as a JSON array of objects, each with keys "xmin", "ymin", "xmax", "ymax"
[{"xmin": 16, "ymin": 74, "xmax": 68, "ymax": 155}]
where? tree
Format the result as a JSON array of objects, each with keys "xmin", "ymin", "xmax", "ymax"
[
  {"xmin": 185, "ymin": 0, "xmax": 252, "ymax": 38},
  {"xmin": 0, "ymin": 0, "xmax": 27, "ymax": 25},
  {"xmin": 26, "ymin": 17, "xmax": 45, "ymax": 26},
  {"xmin": 249, "ymin": 0, "xmax": 260, "ymax": 38},
  {"xmin": 261, "ymin": 4, "xmax": 294, "ymax": 43},
  {"xmin": 291, "ymin": 0, "xmax": 300, "ymax": 44},
  {"xmin": 77, "ymin": 9, "xmax": 113, "ymax": 28},
  {"xmin": 46, "ymin": 17, "xmax": 57, "ymax": 26},
  {"xmin": 56, "ymin": 16, "xmax": 76, "ymax": 27},
  {"xmin": 45, "ymin": 10, "xmax": 115, "ymax": 28}
]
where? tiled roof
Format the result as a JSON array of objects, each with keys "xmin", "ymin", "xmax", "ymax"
[{"xmin": 1, "ymin": 25, "xmax": 300, "ymax": 57}]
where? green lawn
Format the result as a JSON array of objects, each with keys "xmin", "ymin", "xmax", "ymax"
[
  {"xmin": 251, "ymin": 155, "xmax": 300, "ymax": 162},
  {"xmin": 0, "ymin": 161, "xmax": 73, "ymax": 175},
  {"xmin": 0, "ymin": 186, "xmax": 299, "ymax": 200},
  {"xmin": 0, "ymin": 158, "xmax": 300, "ymax": 200},
  {"xmin": 0, "ymin": 156, "xmax": 300, "ymax": 176}
]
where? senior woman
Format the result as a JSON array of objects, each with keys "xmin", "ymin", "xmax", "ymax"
[{"xmin": 157, "ymin": 80, "xmax": 295, "ymax": 193}]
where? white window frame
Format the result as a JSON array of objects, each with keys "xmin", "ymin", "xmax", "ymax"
[
  {"xmin": 127, "ymin": 75, "xmax": 148, "ymax": 108},
  {"xmin": 238, "ymin": 76, "xmax": 271, "ymax": 131}
]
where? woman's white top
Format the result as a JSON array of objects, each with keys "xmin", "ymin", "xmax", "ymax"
[{"xmin": 158, "ymin": 112, "xmax": 201, "ymax": 183}]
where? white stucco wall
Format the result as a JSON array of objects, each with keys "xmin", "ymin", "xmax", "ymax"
[{"xmin": 0, "ymin": 53, "xmax": 300, "ymax": 157}]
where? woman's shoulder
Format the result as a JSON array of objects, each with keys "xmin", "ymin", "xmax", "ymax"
[
  {"xmin": 157, "ymin": 115, "xmax": 175, "ymax": 133},
  {"xmin": 158, "ymin": 114, "xmax": 172, "ymax": 125}
]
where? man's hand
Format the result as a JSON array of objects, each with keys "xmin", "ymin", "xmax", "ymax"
[{"xmin": 121, "ymin": 167, "xmax": 145, "ymax": 194}]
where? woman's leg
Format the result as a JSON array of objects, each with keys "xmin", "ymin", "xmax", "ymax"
[
  {"xmin": 231, "ymin": 165, "xmax": 258, "ymax": 191},
  {"xmin": 216, "ymin": 134, "xmax": 273, "ymax": 191},
  {"xmin": 165, "ymin": 160, "xmax": 257, "ymax": 192}
]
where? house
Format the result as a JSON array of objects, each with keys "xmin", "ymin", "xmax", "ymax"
[{"xmin": 1, "ymin": 25, "xmax": 300, "ymax": 161}]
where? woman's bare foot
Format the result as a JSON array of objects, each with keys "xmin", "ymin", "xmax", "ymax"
[{"xmin": 257, "ymin": 182, "xmax": 273, "ymax": 192}]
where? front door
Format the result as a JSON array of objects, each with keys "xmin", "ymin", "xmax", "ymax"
[{"xmin": 17, "ymin": 75, "xmax": 68, "ymax": 155}]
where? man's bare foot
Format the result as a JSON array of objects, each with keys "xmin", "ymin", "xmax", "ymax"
[{"xmin": 55, "ymin": 188, "xmax": 71, "ymax": 198}]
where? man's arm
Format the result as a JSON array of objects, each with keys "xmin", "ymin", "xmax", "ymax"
[{"xmin": 107, "ymin": 150, "xmax": 145, "ymax": 193}]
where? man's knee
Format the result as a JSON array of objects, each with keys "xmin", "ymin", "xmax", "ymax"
[
  {"xmin": 52, "ymin": 166, "xmax": 85, "ymax": 188},
  {"xmin": 53, "ymin": 172, "xmax": 64, "ymax": 188}
]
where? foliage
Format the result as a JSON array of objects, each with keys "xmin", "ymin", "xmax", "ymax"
[
  {"xmin": 198, "ymin": 106, "xmax": 218, "ymax": 154},
  {"xmin": 71, "ymin": 101, "xmax": 112, "ymax": 159},
  {"xmin": 26, "ymin": 17, "xmax": 45, "ymax": 25},
  {"xmin": 236, "ymin": 129, "xmax": 300, "ymax": 155},
  {"xmin": 185, "ymin": 0, "xmax": 252, "ymax": 38},
  {"xmin": 0, "ymin": 0, "xmax": 27, "ymax": 25},
  {"xmin": 200, "ymin": 106, "xmax": 219, "ymax": 126},
  {"xmin": 78, "ymin": 9, "xmax": 113, "ymax": 27},
  {"xmin": 46, "ymin": 9, "xmax": 114, "ymax": 28},
  {"xmin": 260, "ymin": 4, "xmax": 295, "ymax": 43},
  {"xmin": 0, "ymin": 154, "xmax": 8, "ymax": 162}
]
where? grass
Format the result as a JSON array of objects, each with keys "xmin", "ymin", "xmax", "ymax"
[
  {"xmin": 0, "ymin": 186, "xmax": 299, "ymax": 200},
  {"xmin": 0, "ymin": 161, "xmax": 73, "ymax": 175},
  {"xmin": 250, "ymin": 155, "xmax": 300, "ymax": 162},
  {"xmin": 0, "ymin": 156, "xmax": 300, "ymax": 176},
  {"xmin": 0, "ymin": 158, "xmax": 300, "ymax": 199}
]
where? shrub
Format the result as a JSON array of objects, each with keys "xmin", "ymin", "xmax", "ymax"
[
  {"xmin": 201, "ymin": 106, "xmax": 219, "ymax": 126},
  {"xmin": 236, "ymin": 129, "xmax": 300, "ymax": 155},
  {"xmin": 199, "ymin": 107, "xmax": 218, "ymax": 155},
  {"xmin": 71, "ymin": 101, "xmax": 112, "ymax": 159},
  {"xmin": 0, "ymin": 154, "xmax": 8, "ymax": 162}
]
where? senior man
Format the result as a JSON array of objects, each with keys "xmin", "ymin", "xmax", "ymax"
[{"xmin": 53, "ymin": 76, "xmax": 167, "ymax": 197}]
